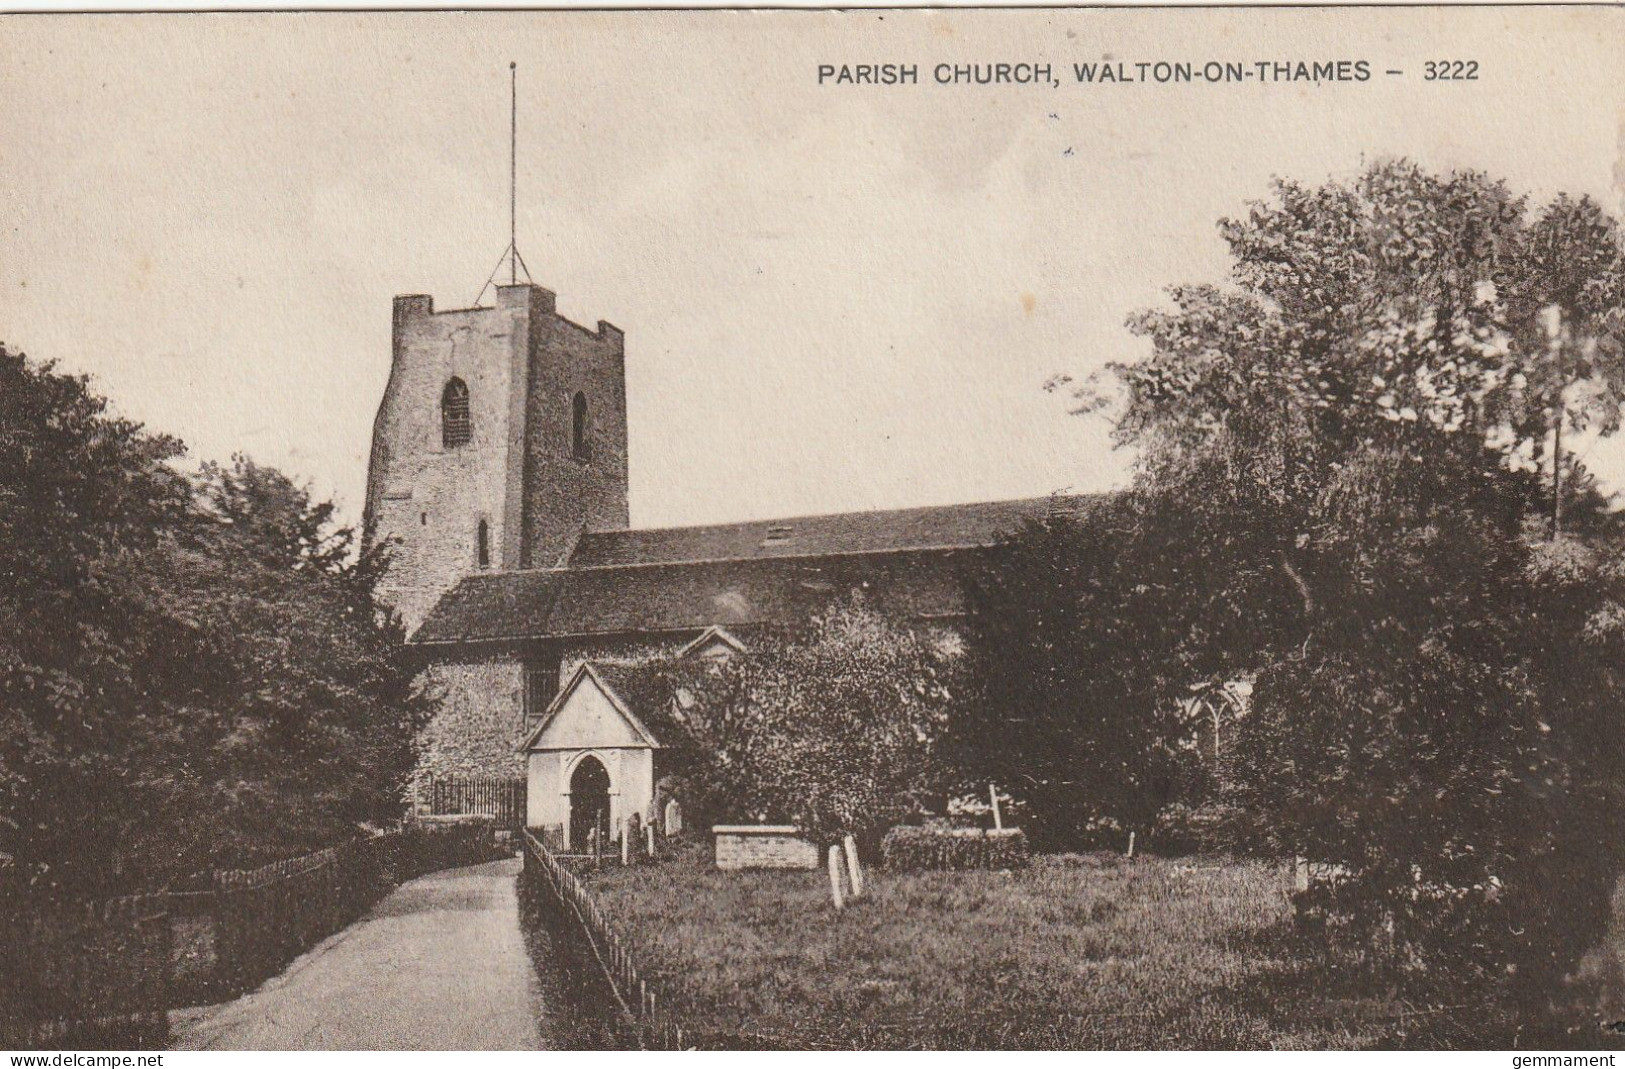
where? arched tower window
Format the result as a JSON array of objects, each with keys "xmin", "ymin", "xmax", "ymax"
[
  {"xmin": 441, "ymin": 378, "xmax": 471, "ymax": 448},
  {"xmin": 571, "ymin": 392, "xmax": 590, "ymax": 461},
  {"xmin": 476, "ymin": 519, "xmax": 490, "ymax": 569}
]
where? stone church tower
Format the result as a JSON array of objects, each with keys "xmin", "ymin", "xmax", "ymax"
[{"xmin": 363, "ymin": 281, "xmax": 630, "ymax": 632}]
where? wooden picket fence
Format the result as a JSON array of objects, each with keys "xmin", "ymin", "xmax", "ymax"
[
  {"xmin": 212, "ymin": 839, "xmax": 357, "ymax": 890},
  {"xmin": 0, "ymin": 893, "xmax": 172, "ymax": 1048},
  {"xmin": 208, "ymin": 833, "xmax": 395, "ymax": 993},
  {"xmin": 522, "ymin": 830, "xmax": 688, "ymax": 1050},
  {"xmin": 2, "ymin": 817, "xmax": 504, "ymax": 1048},
  {"xmin": 427, "ymin": 775, "xmax": 526, "ymax": 830},
  {"xmin": 209, "ymin": 821, "xmax": 498, "ymax": 995}
]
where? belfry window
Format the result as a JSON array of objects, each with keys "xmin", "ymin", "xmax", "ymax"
[
  {"xmin": 441, "ymin": 378, "xmax": 471, "ymax": 448},
  {"xmin": 476, "ymin": 519, "xmax": 490, "ymax": 569},
  {"xmin": 571, "ymin": 392, "xmax": 590, "ymax": 460}
]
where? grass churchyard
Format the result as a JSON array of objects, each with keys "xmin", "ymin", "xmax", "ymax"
[{"xmin": 569, "ymin": 844, "xmax": 1485, "ymax": 1050}]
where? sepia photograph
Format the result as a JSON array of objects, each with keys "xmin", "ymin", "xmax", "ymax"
[{"xmin": 3, "ymin": 3, "xmax": 1625, "ymax": 1053}]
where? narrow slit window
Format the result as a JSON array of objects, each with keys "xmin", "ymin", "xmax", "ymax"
[
  {"xmin": 477, "ymin": 519, "xmax": 490, "ymax": 569},
  {"xmin": 441, "ymin": 378, "xmax": 471, "ymax": 448},
  {"xmin": 571, "ymin": 392, "xmax": 590, "ymax": 460}
]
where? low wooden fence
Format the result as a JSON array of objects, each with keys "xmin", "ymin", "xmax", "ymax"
[
  {"xmin": 522, "ymin": 830, "xmax": 687, "ymax": 1050},
  {"xmin": 2, "ymin": 820, "xmax": 500, "ymax": 1046},
  {"xmin": 0, "ymin": 894, "xmax": 172, "ymax": 1048},
  {"xmin": 426, "ymin": 775, "xmax": 525, "ymax": 831},
  {"xmin": 209, "ymin": 821, "xmax": 498, "ymax": 995},
  {"xmin": 208, "ymin": 834, "xmax": 392, "ymax": 994}
]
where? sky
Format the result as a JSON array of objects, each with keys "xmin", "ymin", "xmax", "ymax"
[{"xmin": 3, "ymin": 8, "xmax": 1623, "ymax": 530}]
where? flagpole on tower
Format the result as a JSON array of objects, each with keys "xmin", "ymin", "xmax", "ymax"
[
  {"xmin": 475, "ymin": 60, "xmax": 533, "ymax": 306},
  {"xmin": 510, "ymin": 60, "xmax": 517, "ymax": 286}
]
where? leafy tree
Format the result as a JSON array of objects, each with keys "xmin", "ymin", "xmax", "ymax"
[
  {"xmin": 1073, "ymin": 160, "xmax": 1625, "ymax": 1027},
  {"xmin": 1112, "ymin": 163, "xmax": 1624, "ymax": 537},
  {"xmin": 676, "ymin": 595, "xmax": 959, "ymax": 845},
  {"xmin": 0, "ymin": 343, "xmax": 193, "ymax": 893},
  {"xmin": 162, "ymin": 457, "xmax": 431, "ymax": 870},
  {"xmin": 957, "ymin": 492, "xmax": 1284, "ymax": 850},
  {"xmin": 0, "ymin": 345, "xmax": 429, "ymax": 894},
  {"xmin": 983, "ymin": 160, "xmax": 1625, "ymax": 1020}
]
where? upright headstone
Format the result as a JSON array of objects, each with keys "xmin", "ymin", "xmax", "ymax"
[
  {"xmin": 621, "ymin": 818, "xmax": 632, "ymax": 866},
  {"xmin": 843, "ymin": 834, "xmax": 864, "ymax": 899},
  {"xmin": 664, "ymin": 798, "xmax": 683, "ymax": 838},
  {"xmin": 827, "ymin": 846, "xmax": 847, "ymax": 911},
  {"xmin": 646, "ymin": 823, "xmax": 657, "ymax": 857}
]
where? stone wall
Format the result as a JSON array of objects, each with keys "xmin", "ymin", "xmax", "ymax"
[
  {"xmin": 521, "ymin": 307, "xmax": 630, "ymax": 569},
  {"xmin": 363, "ymin": 282, "xmax": 631, "ymax": 633},
  {"xmin": 555, "ymin": 635, "xmax": 694, "ymax": 690},
  {"xmin": 412, "ymin": 658, "xmax": 527, "ymax": 799},
  {"xmin": 712, "ymin": 825, "xmax": 820, "ymax": 870},
  {"xmin": 365, "ymin": 288, "xmax": 534, "ymax": 632}
]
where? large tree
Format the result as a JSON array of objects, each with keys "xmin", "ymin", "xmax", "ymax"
[
  {"xmin": 160, "ymin": 457, "xmax": 431, "ymax": 870},
  {"xmin": 0, "ymin": 344, "xmax": 193, "ymax": 893},
  {"xmin": 956, "ymin": 490, "xmax": 1288, "ymax": 849},
  {"xmin": 0, "ymin": 345, "xmax": 430, "ymax": 895},
  {"xmin": 1027, "ymin": 161, "xmax": 1625, "ymax": 1028},
  {"xmin": 1115, "ymin": 162, "xmax": 1625, "ymax": 539}
]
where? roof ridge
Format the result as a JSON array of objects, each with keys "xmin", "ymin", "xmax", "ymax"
[
  {"xmin": 575, "ymin": 493, "xmax": 1100, "ymax": 541},
  {"xmin": 454, "ymin": 542, "xmax": 989, "ymax": 578}
]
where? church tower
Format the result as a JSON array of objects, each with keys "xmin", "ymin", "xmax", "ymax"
[{"xmin": 363, "ymin": 282, "xmax": 630, "ymax": 633}]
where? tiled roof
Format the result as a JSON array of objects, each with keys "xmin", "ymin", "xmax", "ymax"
[
  {"xmin": 568, "ymin": 495, "xmax": 1094, "ymax": 568},
  {"xmin": 412, "ymin": 569, "xmax": 567, "ymax": 644},
  {"xmin": 411, "ymin": 495, "xmax": 1099, "ymax": 646},
  {"xmin": 414, "ymin": 548, "xmax": 978, "ymax": 644}
]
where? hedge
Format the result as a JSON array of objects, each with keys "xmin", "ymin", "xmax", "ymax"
[{"xmin": 880, "ymin": 825, "xmax": 1030, "ymax": 871}]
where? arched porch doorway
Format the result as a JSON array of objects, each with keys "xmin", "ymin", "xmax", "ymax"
[{"xmin": 568, "ymin": 755, "xmax": 612, "ymax": 852}]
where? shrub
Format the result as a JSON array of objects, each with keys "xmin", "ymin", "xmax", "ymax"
[
  {"xmin": 398, "ymin": 816, "xmax": 503, "ymax": 873},
  {"xmin": 676, "ymin": 594, "xmax": 962, "ymax": 842},
  {"xmin": 1151, "ymin": 801, "xmax": 1238, "ymax": 855},
  {"xmin": 880, "ymin": 824, "xmax": 1029, "ymax": 871}
]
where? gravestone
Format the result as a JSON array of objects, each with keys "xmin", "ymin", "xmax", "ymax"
[
  {"xmin": 843, "ymin": 834, "xmax": 864, "ymax": 899},
  {"xmin": 828, "ymin": 846, "xmax": 847, "ymax": 911},
  {"xmin": 712, "ymin": 825, "xmax": 819, "ymax": 870},
  {"xmin": 664, "ymin": 798, "xmax": 683, "ymax": 838}
]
